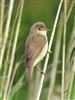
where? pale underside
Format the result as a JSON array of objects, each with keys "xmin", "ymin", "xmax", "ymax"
[{"xmin": 33, "ymin": 38, "xmax": 48, "ymax": 67}]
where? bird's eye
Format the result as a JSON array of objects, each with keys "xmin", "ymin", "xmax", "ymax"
[{"xmin": 38, "ymin": 28, "xmax": 41, "ymax": 30}]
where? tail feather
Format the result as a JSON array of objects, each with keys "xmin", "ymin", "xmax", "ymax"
[{"xmin": 26, "ymin": 67, "xmax": 34, "ymax": 81}]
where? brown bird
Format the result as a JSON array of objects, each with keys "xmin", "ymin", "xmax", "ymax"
[{"xmin": 25, "ymin": 22, "xmax": 48, "ymax": 81}]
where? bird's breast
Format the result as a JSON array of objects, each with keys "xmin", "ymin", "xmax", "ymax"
[
  {"xmin": 39, "ymin": 40, "xmax": 48, "ymax": 60},
  {"xmin": 33, "ymin": 37, "xmax": 48, "ymax": 67}
]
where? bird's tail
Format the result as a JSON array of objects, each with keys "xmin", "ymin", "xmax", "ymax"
[{"xmin": 25, "ymin": 67, "xmax": 34, "ymax": 81}]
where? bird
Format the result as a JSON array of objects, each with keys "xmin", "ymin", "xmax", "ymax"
[{"xmin": 25, "ymin": 22, "xmax": 48, "ymax": 81}]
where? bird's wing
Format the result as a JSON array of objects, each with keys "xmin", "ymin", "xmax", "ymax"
[{"xmin": 25, "ymin": 33, "xmax": 46, "ymax": 68}]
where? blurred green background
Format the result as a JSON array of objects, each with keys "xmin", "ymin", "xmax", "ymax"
[{"xmin": 1, "ymin": 0, "xmax": 75, "ymax": 100}]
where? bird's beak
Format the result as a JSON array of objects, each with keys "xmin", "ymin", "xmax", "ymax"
[{"xmin": 47, "ymin": 29, "xmax": 51, "ymax": 32}]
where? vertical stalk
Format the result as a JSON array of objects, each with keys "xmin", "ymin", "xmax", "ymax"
[
  {"xmin": 0, "ymin": 0, "xmax": 5, "ymax": 52},
  {"xmin": 35, "ymin": 0, "xmax": 63, "ymax": 100},
  {"xmin": 0, "ymin": 0, "xmax": 14, "ymax": 69},
  {"xmin": 66, "ymin": 0, "xmax": 75, "ymax": 22},
  {"xmin": 47, "ymin": 13, "xmax": 63, "ymax": 100},
  {"xmin": 1, "ymin": 1, "xmax": 21, "ymax": 93},
  {"xmin": 3, "ymin": 1, "xmax": 24, "ymax": 100},
  {"xmin": 61, "ymin": 0, "xmax": 67, "ymax": 100}
]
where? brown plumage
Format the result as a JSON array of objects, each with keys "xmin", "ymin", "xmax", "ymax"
[{"xmin": 25, "ymin": 22, "xmax": 48, "ymax": 81}]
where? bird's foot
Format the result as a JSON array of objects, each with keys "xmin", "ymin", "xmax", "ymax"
[
  {"xmin": 47, "ymin": 50, "xmax": 52, "ymax": 54},
  {"xmin": 41, "ymin": 71, "xmax": 45, "ymax": 75}
]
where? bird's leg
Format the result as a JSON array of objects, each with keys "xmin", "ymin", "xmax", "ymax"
[
  {"xmin": 41, "ymin": 71, "xmax": 45, "ymax": 74},
  {"xmin": 47, "ymin": 50, "xmax": 52, "ymax": 54},
  {"xmin": 36, "ymin": 65, "xmax": 45, "ymax": 75},
  {"xmin": 36, "ymin": 65, "xmax": 42, "ymax": 72}
]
